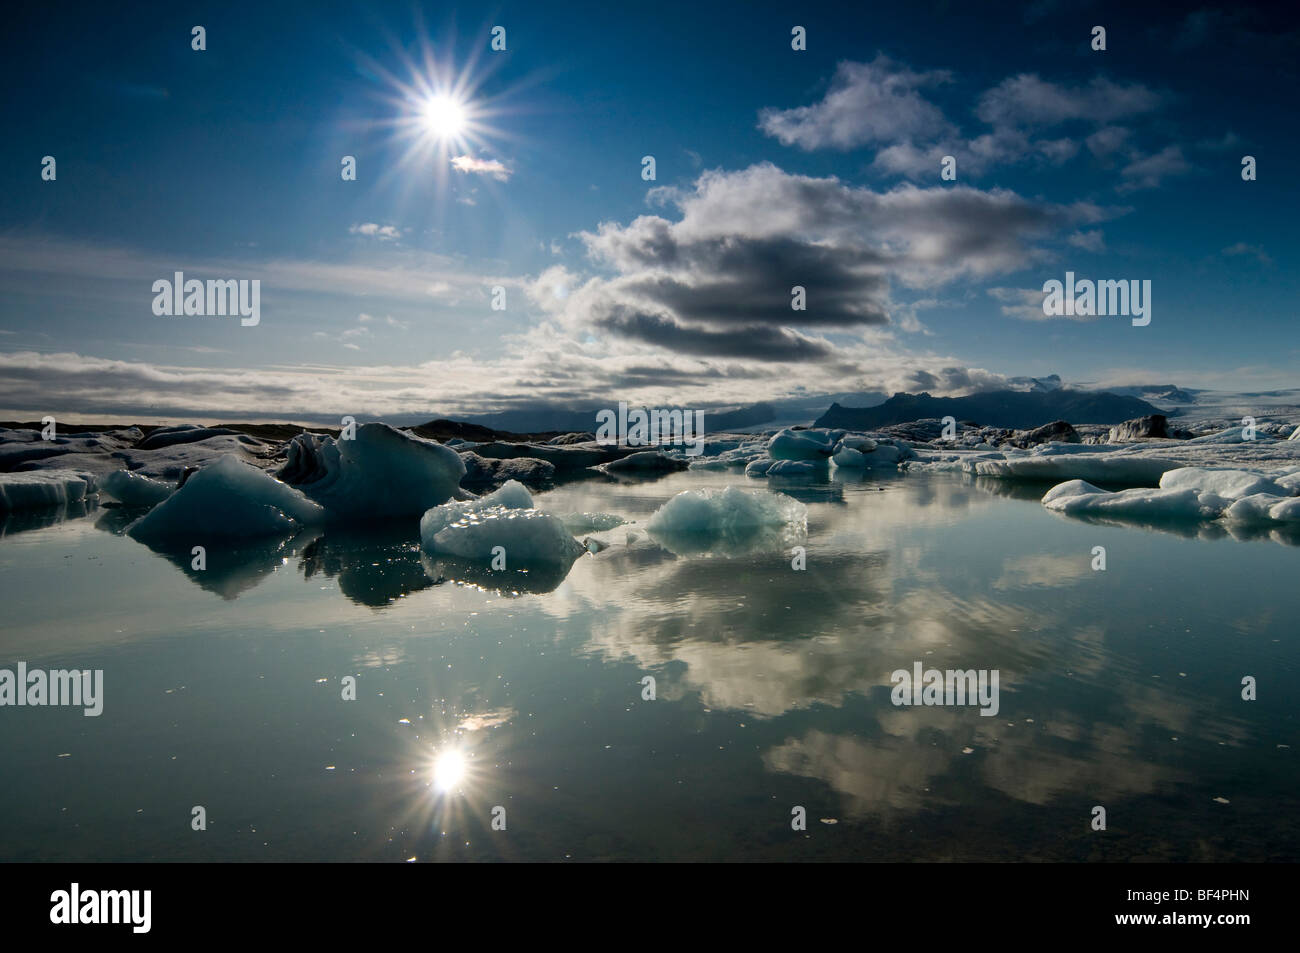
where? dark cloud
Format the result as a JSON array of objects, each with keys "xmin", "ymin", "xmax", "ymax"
[{"xmin": 596, "ymin": 306, "xmax": 834, "ymax": 361}]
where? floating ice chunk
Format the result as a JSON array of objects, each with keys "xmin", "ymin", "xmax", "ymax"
[
  {"xmin": 1043, "ymin": 464, "xmax": 1300, "ymax": 525},
  {"xmin": 971, "ymin": 452, "xmax": 1175, "ymax": 485},
  {"xmin": 1041, "ymin": 479, "xmax": 1211, "ymax": 519},
  {"xmin": 767, "ymin": 429, "xmax": 834, "ymax": 461},
  {"xmin": 768, "ymin": 459, "xmax": 825, "ymax": 476},
  {"xmin": 1187, "ymin": 426, "xmax": 1282, "ymax": 444},
  {"xmin": 459, "ymin": 451, "xmax": 555, "ymax": 487},
  {"xmin": 426, "ymin": 506, "xmax": 584, "ymax": 565},
  {"xmin": 102, "ymin": 469, "xmax": 174, "ymax": 507},
  {"xmin": 1224, "ymin": 493, "xmax": 1300, "ymax": 523},
  {"xmin": 128, "ymin": 455, "xmax": 324, "ymax": 540},
  {"xmin": 832, "ymin": 442, "xmax": 902, "ymax": 469},
  {"xmin": 1275, "ymin": 469, "xmax": 1300, "ymax": 492},
  {"xmin": 840, "ymin": 435, "xmax": 877, "ymax": 452},
  {"xmin": 603, "ymin": 451, "xmax": 689, "ymax": 474},
  {"xmin": 559, "ymin": 511, "xmax": 627, "ymax": 534},
  {"xmin": 1158, "ymin": 467, "xmax": 1288, "ymax": 501},
  {"xmin": 647, "ymin": 486, "xmax": 807, "ymax": 555},
  {"xmin": 0, "ymin": 469, "xmax": 97, "ymax": 513},
  {"xmin": 280, "ymin": 423, "xmax": 465, "ymax": 520},
  {"xmin": 419, "ymin": 479, "xmax": 534, "ymax": 542},
  {"xmin": 832, "ymin": 447, "xmax": 867, "ymax": 467}
]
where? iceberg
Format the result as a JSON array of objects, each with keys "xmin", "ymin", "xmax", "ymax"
[
  {"xmin": 280, "ymin": 423, "xmax": 465, "ymax": 520},
  {"xmin": 424, "ymin": 507, "xmax": 584, "ymax": 565},
  {"xmin": 459, "ymin": 451, "xmax": 555, "ymax": 487},
  {"xmin": 832, "ymin": 440, "xmax": 903, "ymax": 469},
  {"xmin": 602, "ymin": 451, "xmax": 690, "ymax": 475},
  {"xmin": 1041, "ymin": 479, "xmax": 1211, "ymax": 519},
  {"xmin": 1042, "ymin": 465, "xmax": 1300, "ymax": 526},
  {"xmin": 0, "ymin": 469, "xmax": 98, "ymax": 513},
  {"xmin": 128, "ymin": 455, "xmax": 325, "ymax": 541},
  {"xmin": 647, "ymin": 486, "xmax": 807, "ymax": 556},
  {"xmin": 1157, "ymin": 466, "xmax": 1288, "ymax": 501},
  {"xmin": 767, "ymin": 429, "xmax": 835, "ymax": 462},
  {"xmin": 102, "ymin": 469, "xmax": 175, "ymax": 507},
  {"xmin": 942, "ymin": 450, "xmax": 1176, "ymax": 485},
  {"xmin": 419, "ymin": 480, "xmax": 535, "ymax": 542},
  {"xmin": 420, "ymin": 479, "xmax": 583, "ymax": 565},
  {"xmin": 559, "ymin": 511, "xmax": 627, "ymax": 534}
]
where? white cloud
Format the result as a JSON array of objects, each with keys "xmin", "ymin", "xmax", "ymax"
[
  {"xmin": 758, "ymin": 56, "xmax": 954, "ymax": 151},
  {"xmin": 760, "ymin": 59, "xmax": 1169, "ymax": 183},
  {"xmin": 349, "ymin": 223, "xmax": 402, "ymax": 241},
  {"xmin": 976, "ymin": 75, "xmax": 1163, "ymax": 127},
  {"xmin": 450, "ymin": 155, "xmax": 512, "ymax": 181},
  {"xmin": 1067, "ymin": 230, "xmax": 1106, "ymax": 252},
  {"xmin": 1117, "ymin": 145, "xmax": 1191, "ymax": 192},
  {"xmin": 1221, "ymin": 242, "xmax": 1273, "ymax": 266}
]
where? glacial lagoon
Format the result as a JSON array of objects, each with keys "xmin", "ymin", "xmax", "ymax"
[{"xmin": 2, "ymin": 468, "xmax": 1296, "ymax": 861}]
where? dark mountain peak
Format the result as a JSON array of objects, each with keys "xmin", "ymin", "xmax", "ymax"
[{"xmin": 815, "ymin": 389, "xmax": 1164, "ymax": 431}]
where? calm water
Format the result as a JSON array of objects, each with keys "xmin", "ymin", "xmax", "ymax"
[{"xmin": 1, "ymin": 470, "xmax": 1296, "ymax": 861}]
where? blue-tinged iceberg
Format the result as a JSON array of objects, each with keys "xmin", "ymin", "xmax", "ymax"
[
  {"xmin": 128, "ymin": 455, "xmax": 324, "ymax": 540},
  {"xmin": 280, "ymin": 423, "xmax": 465, "ymax": 520}
]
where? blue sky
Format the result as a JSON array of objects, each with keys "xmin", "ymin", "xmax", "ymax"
[{"xmin": 1, "ymin": 0, "xmax": 1296, "ymax": 421}]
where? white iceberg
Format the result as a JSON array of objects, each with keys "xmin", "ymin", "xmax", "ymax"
[
  {"xmin": 1158, "ymin": 466, "xmax": 1288, "ymax": 501},
  {"xmin": 0, "ymin": 469, "xmax": 98, "ymax": 513},
  {"xmin": 1224, "ymin": 494, "xmax": 1300, "ymax": 523},
  {"xmin": 419, "ymin": 479, "xmax": 535, "ymax": 542},
  {"xmin": 832, "ymin": 440, "xmax": 903, "ymax": 469},
  {"xmin": 280, "ymin": 423, "xmax": 465, "ymax": 520},
  {"xmin": 128, "ymin": 455, "xmax": 325, "ymax": 541},
  {"xmin": 425, "ymin": 507, "xmax": 584, "ymax": 565},
  {"xmin": 559, "ymin": 511, "xmax": 627, "ymax": 534},
  {"xmin": 1041, "ymin": 479, "xmax": 1212, "ymax": 519},
  {"xmin": 1042, "ymin": 465, "xmax": 1300, "ymax": 525},
  {"xmin": 943, "ymin": 450, "xmax": 1176, "ymax": 485},
  {"xmin": 647, "ymin": 486, "xmax": 807, "ymax": 555}
]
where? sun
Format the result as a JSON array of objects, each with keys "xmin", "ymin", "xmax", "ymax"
[
  {"xmin": 420, "ymin": 94, "xmax": 466, "ymax": 142},
  {"xmin": 432, "ymin": 746, "xmax": 468, "ymax": 792}
]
